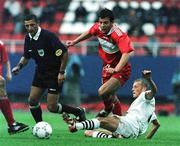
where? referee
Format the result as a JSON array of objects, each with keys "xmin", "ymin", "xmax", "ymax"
[{"xmin": 12, "ymin": 14, "xmax": 86, "ymax": 123}]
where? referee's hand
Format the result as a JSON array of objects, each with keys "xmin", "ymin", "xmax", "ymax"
[
  {"xmin": 58, "ymin": 73, "xmax": 65, "ymax": 85},
  {"xmin": 66, "ymin": 41, "xmax": 75, "ymax": 47},
  {"xmin": 12, "ymin": 66, "xmax": 20, "ymax": 75}
]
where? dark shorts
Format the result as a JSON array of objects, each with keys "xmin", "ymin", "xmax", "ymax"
[{"xmin": 32, "ymin": 69, "xmax": 62, "ymax": 94}]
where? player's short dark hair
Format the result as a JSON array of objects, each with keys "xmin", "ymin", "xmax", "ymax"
[
  {"xmin": 24, "ymin": 14, "xmax": 39, "ymax": 23},
  {"xmin": 98, "ymin": 8, "xmax": 114, "ymax": 22}
]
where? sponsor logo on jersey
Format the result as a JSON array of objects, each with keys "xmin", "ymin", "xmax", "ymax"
[
  {"xmin": 98, "ymin": 37, "xmax": 119, "ymax": 54},
  {"xmin": 55, "ymin": 49, "xmax": 62, "ymax": 56},
  {"xmin": 38, "ymin": 49, "xmax": 44, "ymax": 57}
]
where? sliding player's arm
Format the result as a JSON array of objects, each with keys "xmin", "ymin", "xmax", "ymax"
[{"xmin": 146, "ymin": 119, "xmax": 160, "ymax": 139}]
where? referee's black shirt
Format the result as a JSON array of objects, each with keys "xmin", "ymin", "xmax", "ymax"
[{"xmin": 23, "ymin": 28, "xmax": 67, "ymax": 73}]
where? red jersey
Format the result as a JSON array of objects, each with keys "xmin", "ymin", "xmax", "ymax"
[
  {"xmin": 0, "ymin": 40, "xmax": 9, "ymax": 75},
  {"xmin": 89, "ymin": 23, "xmax": 134, "ymax": 67}
]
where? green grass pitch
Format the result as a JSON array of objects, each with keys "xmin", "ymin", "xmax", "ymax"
[{"xmin": 0, "ymin": 111, "xmax": 180, "ymax": 146}]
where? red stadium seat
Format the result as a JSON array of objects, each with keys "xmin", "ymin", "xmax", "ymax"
[
  {"xmin": 130, "ymin": 36, "xmax": 139, "ymax": 42},
  {"xmin": 167, "ymin": 25, "xmax": 178, "ymax": 35},
  {"xmin": 0, "ymin": 32, "xmax": 11, "ymax": 39},
  {"xmin": 40, "ymin": 22, "xmax": 49, "ymax": 29},
  {"xmin": 11, "ymin": 34, "xmax": 24, "ymax": 40},
  {"xmin": 161, "ymin": 36, "xmax": 173, "ymax": 43},
  {"xmin": 49, "ymin": 23, "xmax": 60, "ymax": 33},
  {"xmin": 59, "ymin": 34, "xmax": 70, "ymax": 41},
  {"xmin": 137, "ymin": 36, "xmax": 148, "ymax": 43},
  {"xmin": 54, "ymin": 12, "xmax": 64, "ymax": 22},
  {"xmin": 4, "ymin": 22, "xmax": 14, "ymax": 33},
  {"xmin": 160, "ymin": 48, "xmax": 172, "ymax": 56},
  {"xmin": 155, "ymin": 25, "xmax": 166, "ymax": 36},
  {"xmin": 134, "ymin": 47, "xmax": 147, "ymax": 56}
]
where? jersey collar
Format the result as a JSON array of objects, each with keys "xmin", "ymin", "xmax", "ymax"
[
  {"xmin": 99, "ymin": 23, "xmax": 115, "ymax": 36},
  {"xmin": 28, "ymin": 27, "xmax": 41, "ymax": 40},
  {"xmin": 107, "ymin": 24, "xmax": 116, "ymax": 35}
]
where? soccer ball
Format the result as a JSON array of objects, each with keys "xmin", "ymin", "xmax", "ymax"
[{"xmin": 33, "ymin": 121, "xmax": 52, "ymax": 139}]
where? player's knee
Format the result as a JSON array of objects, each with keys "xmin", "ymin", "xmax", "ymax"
[
  {"xmin": 98, "ymin": 89, "xmax": 110, "ymax": 101},
  {"xmin": 98, "ymin": 88, "xmax": 106, "ymax": 97},
  {"xmin": 47, "ymin": 103, "xmax": 57, "ymax": 113},
  {"xmin": 100, "ymin": 119, "xmax": 109, "ymax": 128}
]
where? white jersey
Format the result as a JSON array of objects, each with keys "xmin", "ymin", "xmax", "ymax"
[
  {"xmin": 115, "ymin": 91, "xmax": 157, "ymax": 138},
  {"xmin": 126, "ymin": 91, "xmax": 155, "ymax": 135}
]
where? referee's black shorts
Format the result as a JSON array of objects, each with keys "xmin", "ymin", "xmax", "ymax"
[{"xmin": 32, "ymin": 69, "xmax": 62, "ymax": 94}]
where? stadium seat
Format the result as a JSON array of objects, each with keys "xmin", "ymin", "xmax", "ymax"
[
  {"xmin": 129, "ymin": 1, "xmax": 139, "ymax": 9},
  {"xmin": 119, "ymin": 1, "xmax": 128, "ymax": 9},
  {"xmin": 59, "ymin": 34, "xmax": 70, "ymax": 41},
  {"xmin": 40, "ymin": 22, "xmax": 49, "ymax": 29},
  {"xmin": 4, "ymin": 22, "xmax": 14, "ymax": 33},
  {"xmin": 54, "ymin": 12, "xmax": 64, "ymax": 22},
  {"xmin": 83, "ymin": 1, "xmax": 99, "ymax": 12},
  {"xmin": 84, "ymin": 22, "xmax": 94, "ymax": 30},
  {"xmin": 118, "ymin": 23, "xmax": 130, "ymax": 33},
  {"xmin": 68, "ymin": 46, "xmax": 84, "ymax": 55},
  {"xmin": 70, "ymin": 34, "xmax": 79, "ymax": 40},
  {"xmin": 137, "ymin": 36, "xmax": 148, "ymax": 43},
  {"xmin": 11, "ymin": 34, "xmax": 24, "ymax": 40},
  {"xmin": 134, "ymin": 47, "xmax": 147, "ymax": 56},
  {"xmin": 160, "ymin": 48, "xmax": 172, "ymax": 56},
  {"xmin": 155, "ymin": 25, "xmax": 166, "ymax": 36},
  {"xmin": 161, "ymin": 36, "xmax": 173, "ymax": 43},
  {"xmin": 25, "ymin": 1, "xmax": 32, "ymax": 9},
  {"xmin": 151, "ymin": 1, "xmax": 163, "ymax": 10},
  {"xmin": 39, "ymin": 0, "xmax": 46, "ymax": 7},
  {"xmin": 140, "ymin": 1, "xmax": 151, "ymax": 10},
  {"xmin": 60, "ymin": 22, "xmax": 74, "ymax": 34},
  {"xmin": 167, "ymin": 25, "xmax": 178, "ymax": 35},
  {"xmin": 104, "ymin": 1, "xmax": 116, "ymax": 10},
  {"xmin": 86, "ymin": 12, "xmax": 96, "ymax": 22},
  {"xmin": 68, "ymin": 0, "xmax": 80, "ymax": 11},
  {"xmin": 71, "ymin": 22, "xmax": 86, "ymax": 34},
  {"xmin": 49, "ymin": 23, "xmax": 60, "ymax": 33},
  {"xmin": 0, "ymin": 32, "xmax": 11, "ymax": 39},
  {"xmin": 142, "ymin": 23, "xmax": 155, "ymax": 36},
  {"xmin": 63, "ymin": 12, "xmax": 75, "ymax": 22},
  {"xmin": 130, "ymin": 36, "xmax": 139, "ymax": 42}
]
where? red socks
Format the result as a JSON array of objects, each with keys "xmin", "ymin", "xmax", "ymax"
[
  {"xmin": 112, "ymin": 101, "xmax": 122, "ymax": 116},
  {"xmin": 0, "ymin": 98, "xmax": 15, "ymax": 127},
  {"xmin": 103, "ymin": 95, "xmax": 122, "ymax": 116}
]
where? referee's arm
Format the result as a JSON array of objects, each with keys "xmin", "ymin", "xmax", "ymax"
[
  {"xmin": 59, "ymin": 51, "xmax": 68, "ymax": 73},
  {"xmin": 12, "ymin": 56, "xmax": 29, "ymax": 75}
]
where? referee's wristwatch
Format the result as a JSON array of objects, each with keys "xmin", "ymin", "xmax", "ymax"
[{"xmin": 59, "ymin": 70, "xmax": 65, "ymax": 74}]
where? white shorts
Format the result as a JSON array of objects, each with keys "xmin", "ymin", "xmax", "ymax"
[{"xmin": 114, "ymin": 115, "xmax": 139, "ymax": 138}]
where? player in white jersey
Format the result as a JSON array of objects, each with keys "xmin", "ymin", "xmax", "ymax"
[{"xmin": 63, "ymin": 70, "xmax": 160, "ymax": 139}]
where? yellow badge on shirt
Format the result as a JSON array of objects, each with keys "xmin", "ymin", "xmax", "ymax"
[{"xmin": 55, "ymin": 49, "xmax": 62, "ymax": 56}]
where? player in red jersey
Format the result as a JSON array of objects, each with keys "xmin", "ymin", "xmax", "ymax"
[
  {"xmin": 66, "ymin": 9, "xmax": 134, "ymax": 117},
  {"xmin": 0, "ymin": 40, "xmax": 29, "ymax": 134}
]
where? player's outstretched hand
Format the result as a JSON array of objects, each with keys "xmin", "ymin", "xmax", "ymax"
[
  {"xmin": 142, "ymin": 70, "xmax": 151, "ymax": 79},
  {"xmin": 12, "ymin": 66, "xmax": 20, "ymax": 75},
  {"xmin": 66, "ymin": 41, "xmax": 75, "ymax": 47}
]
